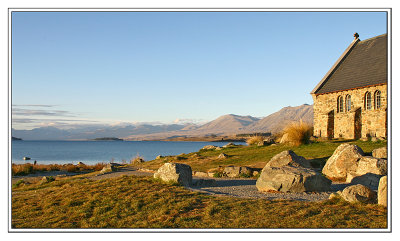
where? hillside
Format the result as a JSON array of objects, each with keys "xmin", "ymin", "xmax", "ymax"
[
  {"xmin": 244, "ymin": 104, "xmax": 313, "ymax": 134},
  {"xmin": 194, "ymin": 114, "xmax": 259, "ymax": 134}
]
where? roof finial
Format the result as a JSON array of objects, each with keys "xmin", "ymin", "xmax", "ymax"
[{"xmin": 354, "ymin": 32, "xmax": 359, "ymax": 40}]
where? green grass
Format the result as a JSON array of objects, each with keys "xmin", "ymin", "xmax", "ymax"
[
  {"xmin": 138, "ymin": 139, "xmax": 387, "ymax": 172},
  {"xmin": 12, "ymin": 175, "xmax": 387, "ymax": 229}
]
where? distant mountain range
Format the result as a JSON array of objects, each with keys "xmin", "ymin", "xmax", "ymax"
[{"xmin": 12, "ymin": 104, "xmax": 313, "ymax": 140}]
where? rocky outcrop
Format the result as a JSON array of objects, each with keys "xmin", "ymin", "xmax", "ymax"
[
  {"xmin": 372, "ymin": 147, "xmax": 387, "ymax": 159},
  {"xmin": 223, "ymin": 166, "xmax": 252, "ymax": 177},
  {"xmin": 378, "ymin": 176, "xmax": 387, "ymax": 207},
  {"xmin": 153, "ymin": 163, "xmax": 192, "ymax": 186},
  {"xmin": 340, "ymin": 184, "xmax": 377, "ymax": 203},
  {"xmin": 256, "ymin": 150, "xmax": 331, "ymax": 193}
]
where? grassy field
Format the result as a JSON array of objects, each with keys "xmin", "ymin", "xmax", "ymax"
[
  {"xmin": 137, "ymin": 139, "xmax": 387, "ymax": 172},
  {"xmin": 12, "ymin": 174, "xmax": 387, "ymax": 229}
]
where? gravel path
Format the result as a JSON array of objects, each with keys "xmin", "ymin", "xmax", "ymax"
[{"xmin": 188, "ymin": 177, "xmax": 351, "ymax": 202}]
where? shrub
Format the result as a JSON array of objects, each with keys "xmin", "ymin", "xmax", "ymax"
[
  {"xmin": 246, "ymin": 136, "xmax": 264, "ymax": 145},
  {"xmin": 281, "ymin": 120, "xmax": 313, "ymax": 146}
]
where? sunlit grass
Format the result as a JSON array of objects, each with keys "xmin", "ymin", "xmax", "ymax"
[{"xmin": 12, "ymin": 175, "xmax": 387, "ymax": 229}]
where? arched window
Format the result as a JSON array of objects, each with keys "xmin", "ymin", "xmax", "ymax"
[
  {"xmin": 337, "ymin": 96, "xmax": 344, "ymax": 113},
  {"xmin": 345, "ymin": 95, "xmax": 351, "ymax": 112},
  {"xmin": 364, "ymin": 92, "xmax": 372, "ymax": 110},
  {"xmin": 374, "ymin": 90, "xmax": 381, "ymax": 109}
]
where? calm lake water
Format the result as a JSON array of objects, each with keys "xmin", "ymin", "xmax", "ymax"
[{"xmin": 11, "ymin": 140, "xmax": 245, "ymax": 165}]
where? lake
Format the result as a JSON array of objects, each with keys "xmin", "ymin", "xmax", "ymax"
[{"xmin": 11, "ymin": 140, "xmax": 246, "ymax": 165}]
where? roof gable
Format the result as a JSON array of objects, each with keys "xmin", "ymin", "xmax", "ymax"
[{"xmin": 311, "ymin": 34, "xmax": 387, "ymax": 95}]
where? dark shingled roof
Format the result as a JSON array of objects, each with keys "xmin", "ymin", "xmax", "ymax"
[{"xmin": 312, "ymin": 34, "xmax": 387, "ymax": 95}]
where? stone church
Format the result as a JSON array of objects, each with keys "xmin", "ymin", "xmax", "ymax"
[{"xmin": 311, "ymin": 33, "xmax": 387, "ymax": 139}]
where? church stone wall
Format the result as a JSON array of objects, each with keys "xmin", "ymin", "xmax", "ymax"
[{"xmin": 312, "ymin": 84, "xmax": 387, "ymax": 139}]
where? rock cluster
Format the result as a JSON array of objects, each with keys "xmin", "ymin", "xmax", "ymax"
[{"xmin": 322, "ymin": 144, "xmax": 387, "ymax": 182}]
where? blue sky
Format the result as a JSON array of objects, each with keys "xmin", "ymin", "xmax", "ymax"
[{"xmin": 11, "ymin": 11, "xmax": 387, "ymax": 129}]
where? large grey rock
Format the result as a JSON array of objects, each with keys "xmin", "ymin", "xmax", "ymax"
[
  {"xmin": 256, "ymin": 166, "xmax": 331, "ymax": 192},
  {"xmin": 266, "ymin": 150, "xmax": 311, "ymax": 168},
  {"xmin": 340, "ymin": 184, "xmax": 377, "ymax": 203},
  {"xmin": 322, "ymin": 144, "xmax": 365, "ymax": 180},
  {"xmin": 354, "ymin": 156, "xmax": 387, "ymax": 176},
  {"xmin": 256, "ymin": 150, "xmax": 331, "ymax": 193},
  {"xmin": 350, "ymin": 173, "xmax": 383, "ymax": 190},
  {"xmin": 372, "ymin": 147, "xmax": 387, "ymax": 159},
  {"xmin": 378, "ymin": 176, "xmax": 387, "ymax": 207},
  {"xmin": 223, "ymin": 166, "xmax": 252, "ymax": 177},
  {"xmin": 153, "ymin": 163, "xmax": 192, "ymax": 186}
]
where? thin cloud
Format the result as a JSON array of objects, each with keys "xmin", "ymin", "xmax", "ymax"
[
  {"xmin": 12, "ymin": 104, "xmax": 57, "ymax": 108},
  {"xmin": 12, "ymin": 108, "xmax": 75, "ymax": 117}
]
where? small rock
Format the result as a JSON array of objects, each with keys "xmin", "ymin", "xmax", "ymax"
[
  {"xmin": 201, "ymin": 145, "xmax": 218, "ymax": 150},
  {"xmin": 222, "ymin": 143, "xmax": 237, "ymax": 148},
  {"xmin": 100, "ymin": 163, "xmax": 117, "ymax": 173},
  {"xmin": 193, "ymin": 171, "xmax": 209, "ymax": 177},
  {"xmin": 218, "ymin": 153, "xmax": 228, "ymax": 159},
  {"xmin": 329, "ymin": 192, "xmax": 341, "ymax": 199},
  {"xmin": 223, "ymin": 166, "xmax": 252, "ymax": 178},
  {"xmin": 40, "ymin": 176, "xmax": 55, "ymax": 184},
  {"xmin": 340, "ymin": 184, "xmax": 377, "ymax": 203},
  {"xmin": 371, "ymin": 137, "xmax": 378, "ymax": 142},
  {"xmin": 156, "ymin": 155, "xmax": 164, "ymax": 159}
]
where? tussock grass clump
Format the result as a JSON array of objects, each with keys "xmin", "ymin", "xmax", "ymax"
[
  {"xmin": 246, "ymin": 136, "xmax": 264, "ymax": 145},
  {"xmin": 282, "ymin": 120, "xmax": 313, "ymax": 146}
]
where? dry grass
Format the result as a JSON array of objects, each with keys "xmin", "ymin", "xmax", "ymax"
[
  {"xmin": 246, "ymin": 136, "xmax": 264, "ymax": 145},
  {"xmin": 12, "ymin": 163, "xmax": 106, "ymax": 176},
  {"xmin": 11, "ymin": 175, "xmax": 387, "ymax": 229},
  {"xmin": 282, "ymin": 120, "xmax": 313, "ymax": 146}
]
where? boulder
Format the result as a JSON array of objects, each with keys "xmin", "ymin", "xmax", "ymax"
[
  {"xmin": 353, "ymin": 156, "xmax": 387, "ymax": 177},
  {"xmin": 193, "ymin": 171, "xmax": 209, "ymax": 178},
  {"xmin": 266, "ymin": 150, "xmax": 311, "ymax": 168},
  {"xmin": 378, "ymin": 176, "xmax": 387, "ymax": 207},
  {"xmin": 350, "ymin": 173, "xmax": 383, "ymax": 190},
  {"xmin": 131, "ymin": 157, "xmax": 145, "ymax": 165},
  {"xmin": 156, "ymin": 155, "xmax": 164, "ymax": 159},
  {"xmin": 258, "ymin": 137, "xmax": 275, "ymax": 146},
  {"xmin": 223, "ymin": 166, "xmax": 252, "ymax": 178},
  {"xmin": 257, "ymin": 150, "xmax": 331, "ymax": 193},
  {"xmin": 218, "ymin": 153, "xmax": 228, "ymax": 159},
  {"xmin": 340, "ymin": 184, "xmax": 377, "ymax": 203},
  {"xmin": 192, "ymin": 178, "xmax": 217, "ymax": 187},
  {"xmin": 153, "ymin": 163, "xmax": 192, "ymax": 186},
  {"xmin": 100, "ymin": 163, "xmax": 117, "ymax": 173},
  {"xmin": 322, "ymin": 144, "xmax": 364, "ymax": 180},
  {"xmin": 372, "ymin": 147, "xmax": 387, "ymax": 159},
  {"xmin": 256, "ymin": 165, "xmax": 331, "ymax": 192}
]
